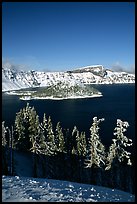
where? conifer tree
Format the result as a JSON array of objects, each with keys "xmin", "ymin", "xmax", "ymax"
[
  {"xmin": 71, "ymin": 126, "xmax": 78, "ymax": 155},
  {"xmin": 55, "ymin": 122, "xmax": 65, "ymax": 153},
  {"xmin": 105, "ymin": 119, "xmax": 133, "ymax": 191},
  {"xmin": 76, "ymin": 131, "xmax": 87, "ymax": 157},
  {"xmin": 38, "ymin": 123, "xmax": 49, "ymax": 154},
  {"xmin": 14, "ymin": 109, "xmax": 26, "ymax": 150},
  {"xmin": 29, "ymin": 109, "xmax": 40, "ymax": 148},
  {"xmin": 2, "ymin": 121, "xmax": 7, "ymax": 147},
  {"xmin": 85, "ymin": 117, "xmax": 105, "ymax": 168},
  {"xmin": 84, "ymin": 117, "xmax": 106, "ymax": 186},
  {"xmin": 46, "ymin": 116, "xmax": 56, "ymax": 155},
  {"xmin": 8, "ymin": 126, "xmax": 14, "ymax": 176},
  {"xmin": 2, "ymin": 121, "xmax": 9, "ymax": 175},
  {"xmin": 40, "ymin": 113, "xmax": 54, "ymax": 155},
  {"xmin": 29, "ymin": 132, "xmax": 42, "ymax": 178},
  {"xmin": 14, "ymin": 103, "xmax": 40, "ymax": 151},
  {"xmin": 105, "ymin": 119, "xmax": 133, "ymax": 170},
  {"xmin": 43, "ymin": 113, "xmax": 48, "ymax": 140},
  {"xmin": 75, "ymin": 130, "xmax": 87, "ymax": 182}
]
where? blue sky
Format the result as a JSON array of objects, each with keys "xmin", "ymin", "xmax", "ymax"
[{"xmin": 2, "ymin": 2, "xmax": 135, "ymax": 72}]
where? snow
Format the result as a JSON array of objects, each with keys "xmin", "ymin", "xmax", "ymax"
[
  {"xmin": 20, "ymin": 96, "xmax": 32, "ymax": 100},
  {"xmin": 2, "ymin": 65, "xmax": 135, "ymax": 92},
  {"xmin": 74, "ymin": 64, "xmax": 103, "ymax": 71},
  {"xmin": 19, "ymin": 94, "xmax": 103, "ymax": 101},
  {"xmin": 2, "ymin": 175, "xmax": 135, "ymax": 202}
]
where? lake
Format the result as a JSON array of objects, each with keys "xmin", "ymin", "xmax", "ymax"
[{"xmin": 2, "ymin": 84, "xmax": 135, "ymax": 152}]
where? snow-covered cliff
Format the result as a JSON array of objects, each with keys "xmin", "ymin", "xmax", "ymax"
[{"xmin": 2, "ymin": 64, "xmax": 135, "ymax": 92}]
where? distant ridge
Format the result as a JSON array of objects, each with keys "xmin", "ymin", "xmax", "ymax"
[{"xmin": 2, "ymin": 65, "xmax": 135, "ymax": 92}]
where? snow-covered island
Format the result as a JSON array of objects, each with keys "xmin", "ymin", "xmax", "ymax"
[{"xmin": 15, "ymin": 81, "xmax": 102, "ymax": 100}]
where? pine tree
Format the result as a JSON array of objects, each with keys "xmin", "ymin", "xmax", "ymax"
[
  {"xmin": 8, "ymin": 126, "xmax": 14, "ymax": 176},
  {"xmin": 29, "ymin": 109, "xmax": 40, "ymax": 148},
  {"xmin": 40, "ymin": 113, "xmax": 54, "ymax": 155},
  {"xmin": 71, "ymin": 126, "xmax": 78, "ymax": 155},
  {"xmin": 46, "ymin": 116, "xmax": 56, "ymax": 155},
  {"xmin": 2, "ymin": 121, "xmax": 9, "ymax": 175},
  {"xmin": 55, "ymin": 122, "xmax": 65, "ymax": 153},
  {"xmin": 14, "ymin": 103, "xmax": 40, "ymax": 151},
  {"xmin": 42, "ymin": 116, "xmax": 57, "ymax": 178},
  {"xmin": 43, "ymin": 113, "xmax": 48, "ymax": 140},
  {"xmin": 105, "ymin": 119, "xmax": 133, "ymax": 170},
  {"xmin": 76, "ymin": 131, "xmax": 87, "ymax": 182},
  {"xmin": 29, "ymin": 116, "xmax": 43, "ymax": 155},
  {"xmin": 2, "ymin": 121, "xmax": 7, "ymax": 147},
  {"xmin": 105, "ymin": 119, "xmax": 133, "ymax": 191},
  {"xmin": 28, "ymin": 108, "xmax": 50, "ymax": 178},
  {"xmin": 38, "ymin": 123, "xmax": 48, "ymax": 154},
  {"xmin": 85, "ymin": 117, "xmax": 105, "ymax": 168},
  {"xmin": 76, "ymin": 131, "xmax": 87, "ymax": 157},
  {"xmin": 84, "ymin": 117, "xmax": 105, "ymax": 185},
  {"xmin": 14, "ymin": 109, "xmax": 26, "ymax": 150}
]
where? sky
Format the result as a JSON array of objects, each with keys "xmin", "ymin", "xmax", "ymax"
[{"xmin": 2, "ymin": 2, "xmax": 135, "ymax": 72}]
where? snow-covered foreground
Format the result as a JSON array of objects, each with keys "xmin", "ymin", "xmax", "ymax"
[{"xmin": 2, "ymin": 176, "xmax": 135, "ymax": 202}]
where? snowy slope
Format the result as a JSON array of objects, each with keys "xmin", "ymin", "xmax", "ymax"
[
  {"xmin": 2, "ymin": 176, "xmax": 135, "ymax": 202},
  {"xmin": 2, "ymin": 65, "xmax": 135, "ymax": 92}
]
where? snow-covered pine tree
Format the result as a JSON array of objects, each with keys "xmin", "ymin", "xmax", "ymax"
[
  {"xmin": 76, "ymin": 131, "xmax": 87, "ymax": 182},
  {"xmin": 8, "ymin": 126, "xmax": 14, "ymax": 176},
  {"xmin": 2, "ymin": 121, "xmax": 9, "ymax": 175},
  {"xmin": 39, "ymin": 114, "xmax": 54, "ymax": 156},
  {"xmin": 28, "ymin": 109, "xmax": 40, "ymax": 148},
  {"xmin": 14, "ymin": 103, "xmax": 41, "ymax": 152},
  {"xmin": 43, "ymin": 113, "xmax": 48, "ymax": 140},
  {"xmin": 53, "ymin": 122, "xmax": 66, "ymax": 179},
  {"xmin": 55, "ymin": 122, "xmax": 65, "ymax": 153},
  {"xmin": 104, "ymin": 119, "xmax": 133, "ymax": 191},
  {"xmin": 84, "ymin": 117, "xmax": 105, "ymax": 185},
  {"xmin": 43, "ymin": 116, "xmax": 57, "ymax": 178},
  {"xmin": 37, "ymin": 123, "xmax": 50, "ymax": 155},
  {"xmin": 2, "ymin": 121, "xmax": 7, "ymax": 147},
  {"xmin": 105, "ymin": 119, "xmax": 133, "ymax": 171},
  {"xmin": 71, "ymin": 126, "xmax": 78, "ymax": 155},
  {"xmin": 38, "ymin": 113, "xmax": 50, "ymax": 155},
  {"xmin": 38, "ymin": 124, "xmax": 49, "ymax": 177},
  {"xmin": 76, "ymin": 131, "xmax": 87, "ymax": 157},
  {"xmin": 46, "ymin": 116, "xmax": 56, "ymax": 155},
  {"xmin": 14, "ymin": 103, "xmax": 33, "ymax": 150},
  {"xmin": 84, "ymin": 117, "xmax": 105, "ymax": 168},
  {"xmin": 14, "ymin": 109, "xmax": 26, "ymax": 150},
  {"xmin": 28, "ymin": 112, "xmax": 40, "ymax": 178}
]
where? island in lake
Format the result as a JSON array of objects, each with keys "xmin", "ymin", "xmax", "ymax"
[{"xmin": 6, "ymin": 81, "xmax": 103, "ymax": 100}]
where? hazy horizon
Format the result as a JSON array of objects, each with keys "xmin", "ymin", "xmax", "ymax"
[{"xmin": 2, "ymin": 60, "xmax": 135, "ymax": 74}]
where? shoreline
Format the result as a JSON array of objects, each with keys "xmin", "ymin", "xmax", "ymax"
[
  {"xmin": 20, "ymin": 94, "xmax": 103, "ymax": 101},
  {"xmin": 2, "ymin": 82, "xmax": 135, "ymax": 93}
]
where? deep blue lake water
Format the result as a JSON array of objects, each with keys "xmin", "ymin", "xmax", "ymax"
[{"xmin": 2, "ymin": 84, "xmax": 135, "ymax": 152}]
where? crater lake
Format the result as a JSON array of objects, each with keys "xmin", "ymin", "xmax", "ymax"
[{"xmin": 2, "ymin": 84, "xmax": 135, "ymax": 153}]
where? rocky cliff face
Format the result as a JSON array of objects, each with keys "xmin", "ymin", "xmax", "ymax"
[{"xmin": 2, "ymin": 65, "xmax": 135, "ymax": 92}]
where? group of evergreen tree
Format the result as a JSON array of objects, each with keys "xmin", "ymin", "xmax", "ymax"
[{"xmin": 2, "ymin": 103, "xmax": 134, "ymax": 194}]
